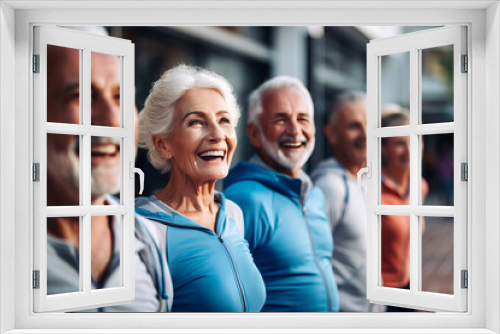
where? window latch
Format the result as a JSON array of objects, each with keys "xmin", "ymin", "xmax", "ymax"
[
  {"xmin": 357, "ymin": 161, "xmax": 371, "ymax": 194},
  {"xmin": 130, "ymin": 162, "xmax": 144, "ymax": 195}
]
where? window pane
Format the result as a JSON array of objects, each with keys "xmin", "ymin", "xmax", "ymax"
[
  {"xmin": 421, "ymin": 45, "xmax": 454, "ymax": 124},
  {"xmin": 47, "ymin": 45, "xmax": 81, "ymax": 125},
  {"xmin": 421, "ymin": 216, "xmax": 454, "ymax": 295},
  {"xmin": 381, "ymin": 136, "xmax": 410, "ymax": 205},
  {"xmin": 47, "ymin": 134, "xmax": 80, "ymax": 206},
  {"xmin": 422, "ymin": 133, "xmax": 454, "ymax": 206},
  {"xmin": 380, "ymin": 215, "xmax": 411, "ymax": 290},
  {"xmin": 91, "ymin": 215, "xmax": 121, "ymax": 290},
  {"xmin": 91, "ymin": 52, "xmax": 121, "ymax": 128},
  {"xmin": 381, "ymin": 51, "xmax": 410, "ymax": 127},
  {"xmin": 90, "ymin": 136, "xmax": 121, "ymax": 204},
  {"xmin": 47, "ymin": 216, "xmax": 81, "ymax": 295}
]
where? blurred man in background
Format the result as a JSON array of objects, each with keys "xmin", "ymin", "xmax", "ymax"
[
  {"xmin": 311, "ymin": 91, "xmax": 370, "ymax": 312},
  {"xmin": 46, "ymin": 26, "xmax": 172, "ymax": 312},
  {"xmin": 224, "ymin": 76, "xmax": 339, "ymax": 312}
]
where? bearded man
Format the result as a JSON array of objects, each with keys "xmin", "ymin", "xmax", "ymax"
[
  {"xmin": 45, "ymin": 27, "xmax": 172, "ymax": 312},
  {"xmin": 224, "ymin": 76, "xmax": 339, "ymax": 312}
]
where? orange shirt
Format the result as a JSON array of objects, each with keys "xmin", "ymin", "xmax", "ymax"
[{"xmin": 380, "ymin": 169, "xmax": 428, "ymax": 288}]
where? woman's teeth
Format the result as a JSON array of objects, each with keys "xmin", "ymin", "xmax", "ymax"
[{"xmin": 199, "ymin": 150, "xmax": 225, "ymax": 158}]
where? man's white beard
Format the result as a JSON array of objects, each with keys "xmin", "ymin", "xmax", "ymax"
[
  {"xmin": 259, "ymin": 131, "xmax": 315, "ymax": 172},
  {"xmin": 91, "ymin": 163, "xmax": 121, "ymax": 199},
  {"xmin": 47, "ymin": 137, "xmax": 121, "ymax": 203},
  {"xmin": 90, "ymin": 136, "xmax": 121, "ymax": 199}
]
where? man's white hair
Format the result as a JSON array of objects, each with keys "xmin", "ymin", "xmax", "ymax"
[
  {"xmin": 139, "ymin": 64, "xmax": 241, "ymax": 174},
  {"xmin": 247, "ymin": 76, "xmax": 314, "ymax": 126},
  {"xmin": 327, "ymin": 90, "xmax": 366, "ymax": 125}
]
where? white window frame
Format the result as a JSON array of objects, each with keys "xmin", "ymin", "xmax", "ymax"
[
  {"xmin": 366, "ymin": 26, "xmax": 467, "ymax": 312},
  {"xmin": 32, "ymin": 25, "xmax": 136, "ymax": 312},
  {"xmin": 1, "ymin": 1, "xmax": 499, "ymax": 333}
]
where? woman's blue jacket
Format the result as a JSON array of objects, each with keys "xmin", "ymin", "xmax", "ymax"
[{"xmin": 135, "ymin": 192, "xmax": 266, "ymax": 312}]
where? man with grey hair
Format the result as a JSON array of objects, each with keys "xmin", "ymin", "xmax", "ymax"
[
  {"xmin": 224, "ymin": 76, "xmax": 339, "ymax": 312},
  {"xmin": 311, "ymin": 90, "xmax": 371, "ymax": 312},
  {"xmin": 46, "ymin": 26, "xmax": 172, "ymax": 312}
]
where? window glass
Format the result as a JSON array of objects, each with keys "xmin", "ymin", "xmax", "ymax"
[
  {"xmin": 381, "ymin": 51, "xmax": 410, "ymax": 126},
  {"xmin": 47, "ymin": 134, "xmax": 80, "ymax": 206},
  {"xmin": 422, "ymin": 134, "xmax": 454, "ymax": 206},
  {"xmin": 381, "ymin": 136, "xmax": 411, "ymax": 205},
  {"xmin": 421, "ymin": 216, "xmax": 454, "ymax": 295},
  {"xmin": 421, "ymin": 45, "xmax": 454, "ymax": 124},
  {"xmin": 47, "ymin": 216, "xmax": 81, "ymax": 295},
  {"xmin": 90, "ymin": 136, "xmax": 121, "ymax": 203},
  {"xmin": 380, "ymin": 215, "xmax": 411, "ymax": 290},
  {"xmin": 91, "ymin": 52, "xmax": 121, "ymax": 128},
  {"xmin": 91, "ymin": 215, "xmax": 121, "ymax": 290},
  {"xmin": 47, "ymin": 45, "xmax": 81, "ymax": 125}
]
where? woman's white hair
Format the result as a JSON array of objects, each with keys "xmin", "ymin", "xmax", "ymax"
[
  {"xmin": 247, "ymin": 76, "xmax": 314, "ymax": 126},
  {"xmin": 139, "ymin": 64, "xmax": 240, "ymax": 174}
]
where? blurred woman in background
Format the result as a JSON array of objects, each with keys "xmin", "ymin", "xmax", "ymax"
[{"xmin": 380, "ymin": 108, "xmax": 428, "ymax": 312}]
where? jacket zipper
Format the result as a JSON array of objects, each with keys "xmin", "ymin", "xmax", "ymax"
[
  {"xmin": 218, "ymin": 235, "xmax": 248, "ymax": 312},
  {"xmin": 301, "ymin": 206, "xmax": 332, "ymax": 312},
  {"xmin": 152, "ymin": 219, "xmax": 248, "ymax": 312}
]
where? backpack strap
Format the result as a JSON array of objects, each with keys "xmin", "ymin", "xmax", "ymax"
[{"xmin": 339, "ymin": 167, "xmax": 350, "ymax": 223}]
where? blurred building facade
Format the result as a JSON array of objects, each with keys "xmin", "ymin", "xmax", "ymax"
[
  {"xmin": 107, "ymin": 26, "xmax": 369, "ymax": 194},
  {"xmin": 104, "ymin": 26, "xmax": 448, "ymax": 196}
]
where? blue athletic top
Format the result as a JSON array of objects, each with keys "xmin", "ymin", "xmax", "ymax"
[
  {"xmin": 135, "ymin": 192, "xmax": 266, "ymax": 312},
  {"xmin": 224, "ymin": 160, "xmax": 339, "ymax": 312}
]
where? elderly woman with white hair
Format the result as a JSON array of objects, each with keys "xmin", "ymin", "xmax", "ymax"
[{"xmin": 135, "ymin": 65, "xmax": 266, "ymax": 312}]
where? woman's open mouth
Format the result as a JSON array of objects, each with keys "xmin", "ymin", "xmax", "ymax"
[{"xmin": 197, "ymin": 150, "xmax": 226, "ymax": 163}]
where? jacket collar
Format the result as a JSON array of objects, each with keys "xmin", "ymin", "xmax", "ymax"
[
  {"xmin": 224, "ymin": 155, "xmax": 313, "ymax": 205},
  {"xmin": 135, "ymin": 192, "xmax": 226, "ymax": 235}
]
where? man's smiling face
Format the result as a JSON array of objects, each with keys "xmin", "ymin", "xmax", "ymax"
[
  {"xmin": 253, "ymin": 87, "xmax": 315, "ymax": 177},
  {"xmin": 46, "ymin": 46, "xmax": 126, "ymax": 204}
]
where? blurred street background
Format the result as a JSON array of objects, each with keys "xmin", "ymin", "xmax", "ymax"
[{"xmin": 102, "ymin": 25, "xmax": 454, "ymax": 305}]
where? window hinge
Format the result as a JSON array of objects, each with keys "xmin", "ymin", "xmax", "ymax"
[
  {"xmin": 461, "ymin": 162, "xmax": 468, "ymax": 181},
  {"xmin": 33, "ymin": 163, "xmax": 40, "ymax": 182},
  {"xmin": 33, "ymin": 54, "xmax": 40, "ymax": 73},
  {"xmin": 461, "ymin": 270, "xmax": 468, "ymax": 289},
  {"xmin": 33, "ymin": 270, "xmax": 40, "ymax": 289},
  {"xmin": 461, "ymin": 54, "xmax": 468, "ymax": 73}
]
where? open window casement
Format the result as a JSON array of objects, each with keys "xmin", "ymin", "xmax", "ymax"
[
  {"xmin": 33, "ymin": 26, "xmax": 137, "ymax": 312},
  {"xmin": 364, "ymin": 26, "xmax": 467, "ymax": 312}
]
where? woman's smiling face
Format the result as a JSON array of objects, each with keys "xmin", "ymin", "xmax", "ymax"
[{"xmin": 156, "ymin": 88, "xmax": 237, "ymax": 184}]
